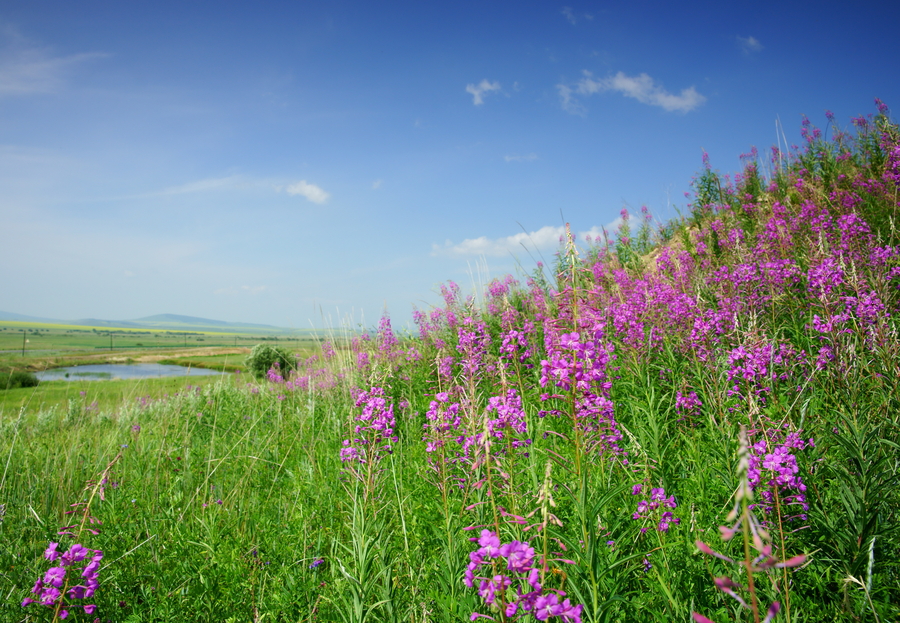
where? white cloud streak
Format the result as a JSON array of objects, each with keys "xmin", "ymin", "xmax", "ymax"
[
  {"xmin": 561, "ymin": 7, "xmax": 577, "ymax": 24},
  {"xmin": 465, "ymin": 79, "xmax": 501, "ymax": 105},
  {"xmin": 433, "ymin": 220, "xmax": 632, "ymax": 257},
  {"xmin": 286, "ymin": 180, "xmax": 330, "ymax": 204},
  {"xmin": 558, "ymin": 70, "xmax": 706, "ymax": 114},
  {"xmin": 159, "ymin": 176, "xmax": 241, "ymax": 196},
  {"xmin": 0, "ymin": 27, "xmax": 107, "ymax": 96},
  {"xmin": 737, "ymin": 35, "xmax": 763, "ymax": 55},
  {"xmin": 433, "ymin": 225, "xmax": 563, "ymax": 257}
]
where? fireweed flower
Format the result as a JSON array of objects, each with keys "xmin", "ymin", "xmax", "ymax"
[
  {"xmin": 457, "ymin": 316, "xmax": 493, "ymax": 379},
  {"xmin": 376, "ymin": 312, "xmax": 400, "ymax": 363},
  {"xmin": 747, "ymin": 428, "xmax": 813, "ymax": 519},
  {"xmin": 724, "ymin": 341, "xmax": 807, "ymax": 405},
  {"xmin": 694, "ymin": 427, "xmax": 806, "ymax": 623},
  {"xmin": 539, "ymin": 324, "xmax": 624, "ymax": 459},
  {"xmin": 266, "ymin": 366, "xmax": 284, "ymax": 383},
  {"xmin": 339, "ymin": 386, "xmax": 397, "ymax": 465},
  {"xmin": 631, "ymin": 485, "xmax": 680, "ymax": 533},
  {"xmin": 421, "ymin": 392, "xmax": 471, "ymax": 490},
  {"xmin": 464, "ymin": 529, "xmax": 583, "ymax": 622},
  {"xmin": 675, "ymin": 390, "xmax": 702, "ymax": 421},
  {"xmin": 423, "ymin": 392, "xmax": 462, "ymax": 454},
  {"xmin": 24, "ymin": 544, "xmax": 103, "ymax": 616},
  {"xmin": 484, "ymin": 389, "xmax": 530, "ymax": 451}
]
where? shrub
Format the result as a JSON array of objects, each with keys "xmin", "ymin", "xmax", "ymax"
[
  {"xmin": 0, "ymin": 370, "xmax": 40, "ymax": 390},
  {"xmin": 245, "ymin": 344, "xmax": 296, "ymax": 380}
]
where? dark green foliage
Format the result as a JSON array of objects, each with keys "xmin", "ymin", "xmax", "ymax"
[
  {"xmin": 0, "ymin": 369, "xmax": 39, "ymax": 390},
  {"xmin": 245, "ymin": 343, "xmax": 296, "ymax": 379}
]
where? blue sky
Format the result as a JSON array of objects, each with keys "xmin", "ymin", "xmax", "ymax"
[{"xmin": 2, "ymin": 1, "xmax": 899, "ymax": 331}]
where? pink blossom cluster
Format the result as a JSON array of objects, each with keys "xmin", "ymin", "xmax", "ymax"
[
  {"xmin": 465, "ymin": 529, "xmax": 582, "ymax": 622},
  {"xmin": 23, "ymin": 542, "xmax": 103, "ymax": 618},
  {"xmin": 748, "ymin": 429, "xmax": 814, "ymax": 518},
  {"xmin": 422, "ymin": 391, "xmax": 462, "ymax": 454},
  {"xmin": 339, "ymin": 386, "xmax": 397, "ymax": 464},
  {"xmin": 631, "ymin": 485, "xmax": 680, "ymax": 533}
]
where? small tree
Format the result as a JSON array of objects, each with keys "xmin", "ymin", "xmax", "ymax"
[{"xmin": 245, "ymin": 344, "xmax": 296, "ymax": 380}]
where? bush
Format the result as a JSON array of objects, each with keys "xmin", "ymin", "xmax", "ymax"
[
  {"xmin": 0, "ymin": 370, "xmax": 40, "ymax": 390},
  {"xmin": 245, "ymin": 344, "xmax": 296, "ymax": 380}
]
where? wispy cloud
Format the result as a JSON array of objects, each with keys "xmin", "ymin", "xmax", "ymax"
[
  {"xmin": 433, "ymin": 225, "xmax": 563, "ymax": 257},
  {"xmin": 285, "ymin": 180, "xmax": 330, "ymax": 204},
  {"xmin": 561, "ymin": 7, "xmax": 593, "ymax": 25},
  {"xmin": 102, "ymin": 176, "xmax": 245, "ymax": 201},
  {"xmin": 159, "ymin": 176, "xmax": 242, "ymax": 196},
  {"xmin": 558, "ymin": 70, "xmax": 706, "ymax": 114},
  {"xmin": 736, "ymin": 35, "xmax": 763, "ymax": 55},
  {"xmin": 0, "ymin": 26, "xmax": 107, "ymax": 97},
  {"xmin": 107, "ymin": 175, "xmax": 330, "ymax": 203},
  {"xmin": 465, "ymin": 79, "xmax": 501, "ymax": 105},
  {"xmin": 372, "ymin": 179, "xmax": 383, "ymax": 189},
  {"xmin": 504, "ymin": 153, "xmax": 538, "ymax": 162},
  {"xmin": 433, "ymin": 221, "xmax": 629, "ymax": 257}
]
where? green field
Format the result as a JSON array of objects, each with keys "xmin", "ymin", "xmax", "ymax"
[
  {"xmin": 0, "ymin": 322, "xmax": 322, "ymax": 412},
  {"xmin": 0, "ymin": 373, "xmax": 239, "ymax": 416},
  {"xmin": 0, "ymin": 321, "xmax": 316, "ymax": 366}
]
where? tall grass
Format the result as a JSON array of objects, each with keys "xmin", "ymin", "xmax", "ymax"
[{"xmin": 1, "ymin": 102, "xmax": 898, "ymax": 622}]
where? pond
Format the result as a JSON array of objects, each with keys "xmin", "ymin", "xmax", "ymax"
[{"xmin": 36, "ymin": 363, "xmax": 226, "ymax": 382}]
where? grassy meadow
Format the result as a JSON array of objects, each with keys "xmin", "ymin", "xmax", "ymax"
[{"xmin": 1, "ymin": 105, "xmax": 899, "ymax": 622}]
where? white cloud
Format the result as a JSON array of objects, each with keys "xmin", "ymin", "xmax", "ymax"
[
  {"xmin": 561, "ymin": 7, "xmax": 577, "ymax": 24},
  {"xmin": 372, "ymin": 179, "xmax": 382, "ymax": 190},
  {"xmin": 737, "ymin": 35, "xmax": 763, "ymax": 55},
  {"xmin": 465, "ymin": 79, "xmax": 501, "ymax": 105},
  {"xmin": 0, "ymin": 26, "xmax": 107, "ymax": 96},
  {"xmin": 159, "ymin": 176, "xmax": 241, "ymax": 195},
  {"xmin": 556, "ymin": 84, "xmax": 584, "ymax": 115},
  {"xmin": 504, "ymin": 153, "xmax": 538, "ymax": 162},
  {"xmin": 433, "ymin": 226, "xmax": 563, "ymax": 257},
  {"xmin": 286, "ymin": 180, "xmax": 330, "ymax": 204},
  {"xmin": 433, "ymin": 223, "xmax": 625, "ymax": 257},
  {"xmin": 559, "ymin": 70, "xmax": 706, "ymax": 114}
]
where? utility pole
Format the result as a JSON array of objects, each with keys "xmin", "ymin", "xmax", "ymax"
[{"xmin": 22, "ymin": 330, "xmax": 26, "ymax": 356}]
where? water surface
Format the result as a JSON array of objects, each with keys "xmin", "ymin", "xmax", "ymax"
[{"xmin": 36, "ymin": 363, "xmax": 225, "ymax": 381}]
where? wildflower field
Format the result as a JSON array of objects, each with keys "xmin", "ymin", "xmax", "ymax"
[{"xmin": 2, "ymin": 103, "xmax": 899, "ymax": 622}]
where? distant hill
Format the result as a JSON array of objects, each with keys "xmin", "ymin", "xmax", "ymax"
[
  {"xmin": 72, "ymin": 318, "xmax": 143, "ymax": 328},
  {"xmin": 0, "ymin": 310, "xmax": 63, "ymax": 324},
  {"xmin": 0, "ymin": 310, "xmax": 303, "ymax": 335},
  {"xmin": 135, "ymin": 314, "xmax": 278, "ymax": 330}
]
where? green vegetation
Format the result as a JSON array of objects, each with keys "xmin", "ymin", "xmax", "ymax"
[
  {"xmin": 0, "ymin": 374, "xmax": 235, "ymax": 415},
  {"xmin": 245, "ymin": 344, "xmax": 298, "ymax": 380},
  {"xmin": 1, "ymin": 105, "xmax": 898, "ymax": 622},
  {"xmin": 0, "ymin": 370, "xmax": 39, "ymax": 390}
]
